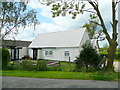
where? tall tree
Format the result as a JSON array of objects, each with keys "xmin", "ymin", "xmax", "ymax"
[
  {"xmin": 41, "ymin": 0, "xmax": 119, "ymax": 71},
  {"xmin": 0, "ymin": 2, "xmax": 38, "ymax": 39}
]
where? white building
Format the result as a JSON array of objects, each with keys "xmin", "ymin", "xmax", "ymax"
[
  {"xmin": 118, "ymin": 28, "xmax": 120, "ymax": 49},
  {"xmin": 1, "ymin": 40, "xmax": 31, "ymax": 61},
  {"xmin": 28, "ymin": 28, "xmax": 90, "ymax": 62}
]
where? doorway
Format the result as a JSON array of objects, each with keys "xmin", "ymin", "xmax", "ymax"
[{"xmin": 33, "ymin": 48, "xmax": 38, "ymax": 60}]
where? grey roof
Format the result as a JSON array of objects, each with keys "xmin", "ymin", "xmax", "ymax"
[
  {"xmin": 1, "ymin": 40, "xmax": 31, "ymax": 47},
  {"xmin": 29, "ymin": 28, "xmax": 87, "ymax": 48}
]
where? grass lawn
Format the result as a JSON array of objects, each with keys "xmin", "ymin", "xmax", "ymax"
[
  {"xmin": 2, "ymin": 60, "xmax": 119, "ymax": 81},
  {"xmin": 1, "ymin": 70, "xmax": 119, "ymax": 81},
  {"xmin": 59, "ymin": 62, "xmax": 75, "ymax": 71},
  {"xmin": 114, "ymin": 59, "xmax": 120, "ymax": 62}
]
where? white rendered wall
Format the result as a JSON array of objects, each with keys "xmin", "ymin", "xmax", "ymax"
[
  {"xmin": 37, "ymin": 47, "xmax": 79, "ymax": 62},
  {"xmin": 19, "ymin": 47, "xmax": 28, "ymax": 59},
  {"xmin": 28, "ymin": 48, "xmax": 33, "ymax": 58},
  {"xmin": 7, "ymin": 47, "xmax": 29, "ymax": 59},
  {"xmin": 79, "ymin": 30, "xmax": 90, "ymax": 50}
]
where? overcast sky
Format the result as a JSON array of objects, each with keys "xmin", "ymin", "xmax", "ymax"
[{"xmin": 10, "ymin": 0, "xmax": 118, "ymax": 47}]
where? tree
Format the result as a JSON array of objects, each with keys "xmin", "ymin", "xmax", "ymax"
[
  {"xmin": 41, "ymin": 0, "xmax": 119, "ymax": 71},
  {"xmin": 0, "ymin": 2, "xmax": 38, "ymax": 39},
  {"xmin": 75, "ymin": 41, "xmax": 102, "ymax": 72}
]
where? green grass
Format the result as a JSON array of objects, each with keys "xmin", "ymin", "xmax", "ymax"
[
  {"xmin": 59, "ymin": 62, "xmax": 75, "ymax": 71},
  {"xmin": 114, "ymin": 59, "xmax": 120, "ymax": 61},
  {"xmin": 1, "ymin": 70, "xmax": 119, "ymax": 81},
  {"xmin": 99, "ymin": 51, "xmax": 120, "ymax": 54}
]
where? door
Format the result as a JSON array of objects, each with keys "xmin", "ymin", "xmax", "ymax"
[{"xmin": 33, "ymin": 49, "xmax": 38, "ymax": 60}]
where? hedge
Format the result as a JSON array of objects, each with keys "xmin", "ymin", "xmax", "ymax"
[{"xmin": 0, "ymin": 48, "xmax": 10, "ymax": 69}]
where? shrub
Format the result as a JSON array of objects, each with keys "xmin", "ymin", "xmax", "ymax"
[
  {"xmin": 21, "ymin": 60, "xmax": 36, "ymax": 71},
  {"xmin": 36, "ymin": 61, "xmax": 47, "ymax": 71},
  {"xmin": 47, "ymin": 67, "xmax": 62, "ymax": 71},
  {"xmin": 7, "ymin": 61, "xmax": 23, "ymax": 70},
  {"xmin": 75, "ymin": 41, "xmax": 102, "ymax": 72},
  {"xmin": 0, "ymin": 48, "xmax": 10, "ymax": 70}
]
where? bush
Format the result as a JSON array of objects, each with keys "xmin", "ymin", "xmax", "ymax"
[
  {"xmin": 0, "ymin": 48, "xmax": 10, "ymax": 70},
  {"xmin": 21, "ymin": 60, "xmax": 36, "ymax": 71},
  {"xmin": 47, "ymin": 67, "xmax": 62, "ymax": 71},
  {"xmin": 75, "ymin": 41, "xmax": 102, "ymax": 72},
  {"xmin": 36, "ymin": 61, "xmax": 47, "ymax": 71}
]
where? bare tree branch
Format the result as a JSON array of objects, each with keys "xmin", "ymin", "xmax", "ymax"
[{"xmin": 90, "ymin": 20, "xmax": 101, "ymax": 26}]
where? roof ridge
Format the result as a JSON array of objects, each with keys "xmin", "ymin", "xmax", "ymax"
[{"xmin": 38, "ymin": 27, "xmax": 85, "ymax": 35}]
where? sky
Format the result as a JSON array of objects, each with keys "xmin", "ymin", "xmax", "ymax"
[{"xmin": 7, "ymin": 0, "xmax": 119, "ymax": 48}]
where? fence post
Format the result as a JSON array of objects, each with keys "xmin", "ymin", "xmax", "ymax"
[
  {"xmin": 69, "ymin": 57, "xmax": 71, "ymax": 72},
  {"xmin": 103, "ymin": 56, "xmax": 106, "ymax": 68}
]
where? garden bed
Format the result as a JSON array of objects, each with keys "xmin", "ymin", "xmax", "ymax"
[{"xmin": 9, "ymin": 60, "xmax": 60, "ymax": 67}]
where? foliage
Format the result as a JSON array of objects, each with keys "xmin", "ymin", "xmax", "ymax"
[
  {"xmin": 0, "ymin": 2, "xmax": 38, "ymax": 39},
  {"xmin": 75, "ymin": 42, "xmax": 102, "ymax": 72},
  {"xmin": 21, "ymin": 60, "xmax": 36, "ymax": 71},
  {"xmin": 7, "ymin": 60, "xmax": 76, "ymax": 71},
  {"xmin": 36, "ymin": 61, "xmax": 47, "ymax": 71},
  {"xmin": 47, "ymin": 67, "xmax": 62, "ymax": 71},
  {"xmin": 10, "ymin": 61, "xmax": 46, "ymax": 71},
  {"xmin": 0, "ymin": 48, "xmax": 10, "ymax": 70}
]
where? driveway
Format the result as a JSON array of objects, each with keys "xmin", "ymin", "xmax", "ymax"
[{"xmin": 2, "ymin": 76, "xmax": 119, "ymax": 88}]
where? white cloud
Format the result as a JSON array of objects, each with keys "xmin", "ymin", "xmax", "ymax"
[
  {"xmin": 12, "ymin": 0, "xmax": 114, "ymax": 48},
  {"xmin": 27, "ymin": 0, "xmax": 42, "ymax": 9}
]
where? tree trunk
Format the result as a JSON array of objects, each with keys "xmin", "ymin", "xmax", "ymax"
[
  {"xmin": 106, "ymin": 40, "xmax": 117, "ymax": 71},
  {"xmin": 88, "ymin": 1, "xmax": 118, "ymax": 72}
]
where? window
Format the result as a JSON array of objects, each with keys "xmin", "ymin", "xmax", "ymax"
[
  {"xmin": 45, "ymin": 51, "xmax": 53, "ymax": 56},
  {"xmin": 49, "ymin": 51, "xmax": 53, "ymax": 55},
  {"xmin": 45, "ymin": 51, "xmax": 49, "ymax": 56},
  {"xmin": 64, "ymin": 51, "xmax": 70, "ymax": 57}
]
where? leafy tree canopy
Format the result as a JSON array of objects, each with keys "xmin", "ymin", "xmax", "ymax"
[{"xmin": 0, "ymin": 2, "xmax": 38, "ymax": 39}]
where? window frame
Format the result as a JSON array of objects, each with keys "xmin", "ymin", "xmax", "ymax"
[
  {"xmin": 64, "ymin": 51, "xmax": 70, "ymax": 57},
  {"xmin": 45, "ymin": 51, "xmax": 53, "ymax": 56},
  {"xmin": 45, "ymin": 51, "xmax": 49, "ymax": 56},
  {"xmin": 49, "ymin": 51, "xmax": 53, "ymax": 55}
]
